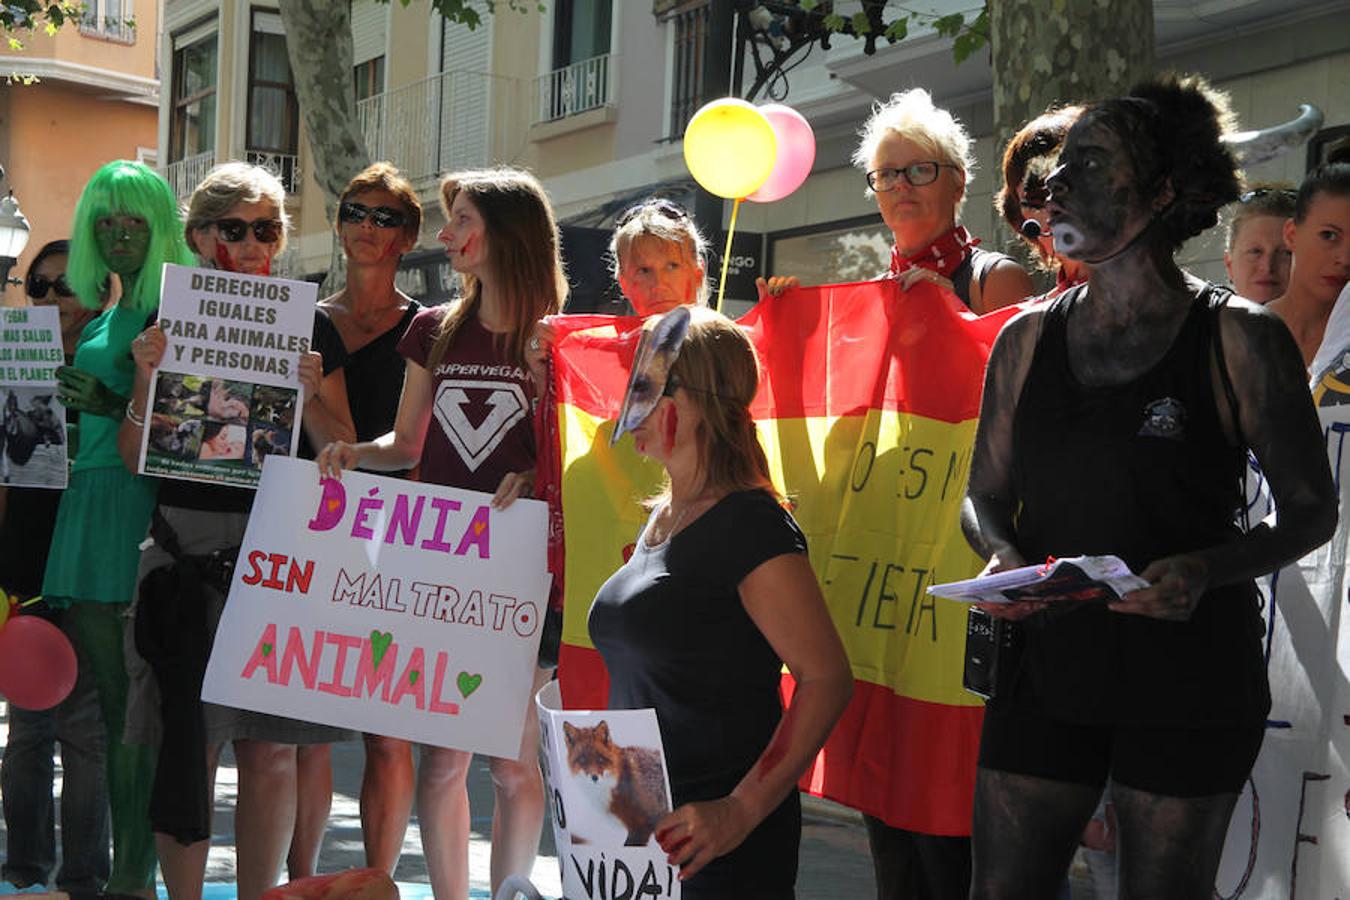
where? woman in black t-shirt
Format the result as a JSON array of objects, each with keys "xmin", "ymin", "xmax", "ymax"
[
  {"xmin": 962, "ymin": 76, "xmax": 1336, "ymax": 898},
  {"xmin": 589, "ymin": 308, "xmax": 853, "ymax": 899}
]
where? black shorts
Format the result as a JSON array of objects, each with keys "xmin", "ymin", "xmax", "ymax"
[{"xmin": 978, "ymin": 700, "xmax": 1265, "ymax": 797}]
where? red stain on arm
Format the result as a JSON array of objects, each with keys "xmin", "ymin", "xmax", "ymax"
[{"xmin": 754, "ymin": 704, "xmax": 798, "ymax": 782}]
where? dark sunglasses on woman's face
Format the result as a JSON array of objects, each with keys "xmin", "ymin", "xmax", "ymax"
[
  {"xmin": 215, "ymin": 218, "xmax": 284, "ymax": 244},
  {"xmin": 26, "ymin": 273, "xmax": 75, "ymax": 299},
  {"xmin": 339, "ymin": 201, "xmax": 408, "ymax": 229}
]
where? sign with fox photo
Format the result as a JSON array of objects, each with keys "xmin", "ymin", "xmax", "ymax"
[{"xmin": 536, "ymin": 681, "xmax": 680, "ymax": 899}]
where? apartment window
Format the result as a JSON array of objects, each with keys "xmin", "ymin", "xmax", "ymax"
[
  {"xmin": 247, "ymin": 13, "xmax": 299, "ymax": 159},
  {"xmin": 81, "ymin": 0, "xmax": 135, "ymax": 43},
  {"xmin": 551, "ymin": 0, "xmax": 611, "ymax": 69},
  {"xmin": 246, "ymin": 12, "xmax": 300, "ymax": 191},
  {"xmin": 667, "ymin": 1, "xmax": 710, "ymax": 137},
  {"xmin": 354, "ymin": 56, "xmax": 386, "ymax": 103},
  {"xmin": 170, "ymin": 30, "xmax": 218, "ymax": 162}
]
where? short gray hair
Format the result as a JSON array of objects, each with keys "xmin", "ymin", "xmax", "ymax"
[
  {"xmin": 184, "ymin": 162, "xmax": 289, "ymax": 255},
  {"xmin": 852, "ymin": 88, "xmax": 974, "ymax": 213}
]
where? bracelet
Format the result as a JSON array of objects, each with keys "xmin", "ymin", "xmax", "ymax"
[{"xmin": 125, "ymin": 400, "xmax": 146, "ymax": 426}]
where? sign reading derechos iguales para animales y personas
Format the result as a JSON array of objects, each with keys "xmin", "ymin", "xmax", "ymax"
[{"xmin": 138, "ymin": 263, "xmax": 316, "ymax": 488}]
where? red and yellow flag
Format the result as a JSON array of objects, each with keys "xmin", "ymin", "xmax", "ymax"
[{"xmin": 545, "ymin": 280, "xmax": 1020, "ymax": 835}]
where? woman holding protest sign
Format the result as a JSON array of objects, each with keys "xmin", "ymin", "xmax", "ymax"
[
  {"xmin": 117, "ymin": 162, "xmax": 355, "ymax": 900},
  {"xmin": 314, "ymin": 162, "xmax": 426, "ymax": 880},
  {"xmin": 962, "ymin": 75, "xmax": 1337, "ymax": 898},
  {"xmin": 589, "ymin": 306, "xmax": 853, "ymax": 897},
  {"xmin": 316, "ymin": 166, "xmax": 566, "ymax": 900},
  {"xmin": 39, "ymin": 160, "xmax": 193, "ymax": 898}
]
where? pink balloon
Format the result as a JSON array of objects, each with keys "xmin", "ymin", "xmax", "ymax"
[
  {"xmin": 747, "ymin": 105, "xmax": 816, "ymax": 203},
  {"xmin": 0, "ymin": 615, "xmax": 78, "ymax": 711}
]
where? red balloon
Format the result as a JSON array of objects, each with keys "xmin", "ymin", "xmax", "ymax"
[{"xmin": 0, "ymin": 615, "xmax": 78, "ymax": 711}]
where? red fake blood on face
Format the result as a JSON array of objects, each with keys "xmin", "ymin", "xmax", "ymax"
[
  {"xmin": 459, "ymin": 234, "xmax": 474, "ymax": 257},
  {"xmin": 214, "ymin": 243, "xmax": 238, "ymax": 272},
  {"xmin": 663, "ymin": 406, "xmax": 679, "ymax": 455}
]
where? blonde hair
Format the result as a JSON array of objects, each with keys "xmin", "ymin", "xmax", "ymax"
[
  {"xmin": 665, "ymin": 308, "xmax": 772, "ymax": 498},
  {"xmin": 184, "ymin": 162, "xmax": 289, "ymax": 255},
  {"xmin": 852, "ymin": 88, "xmax": 973, "ymax": 213},
  {"xmin": 610, "ymin": 200, "xmax": 710, "ymax": 306},
  {"xmin": 427, "ymin": 167, "xmax": 568, "ymax": 372}
]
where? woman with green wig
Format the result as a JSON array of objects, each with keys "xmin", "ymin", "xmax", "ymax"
[{"xmin": 43, "ymin": 159, "xmax": 194, "ymax": 898}]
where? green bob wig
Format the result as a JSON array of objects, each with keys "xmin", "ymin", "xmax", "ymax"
[{"xmin": 67, "ymin": 160, "xmax": 194, "ymax": 314}]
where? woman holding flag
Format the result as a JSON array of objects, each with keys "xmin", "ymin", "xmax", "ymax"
[{"xmin": 316, "ymin": 166, "xmax": 566, "ymax": 900}]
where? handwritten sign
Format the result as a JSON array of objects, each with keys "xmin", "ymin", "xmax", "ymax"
[
  {"xmin": 203, "ymin": 456, "xmax": 551, "ymax": 757},
  {"xmin": 1212, "ymin": 365, "xmax": 1350, "ymax": 897},
  {"xmin": 0, "ymin": 306, "xmax": 67, "ymax": 489},
  {"xmin": 536, "ymin": 681, "xmax": 680, "ymax": 900},
  {"xmin": 137, "ymin": 263, "xmax": 317, "ymax": 488}
]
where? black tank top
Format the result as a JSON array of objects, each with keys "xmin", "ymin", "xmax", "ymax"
[{"xmin": 1006, "ymin": 283, "xmax": 1270, "ymax": 727}]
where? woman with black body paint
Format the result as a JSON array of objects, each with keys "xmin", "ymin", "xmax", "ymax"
[{"xmin": 962, "ymin": 75, "xmax": 1337, "ymax": 898}]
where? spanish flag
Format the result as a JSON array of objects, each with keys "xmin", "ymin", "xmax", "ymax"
[{"xmin": 546, "ymin": 280, "xmax": 1021, "ymax": 835}]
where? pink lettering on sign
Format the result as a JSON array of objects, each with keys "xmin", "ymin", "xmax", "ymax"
[{"xmin": 305, "ymin": 478, "xmax": 492, "ymax": 557}]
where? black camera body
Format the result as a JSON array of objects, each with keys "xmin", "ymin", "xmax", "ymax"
[{"xmin": 962, "ymin": 606, "xmax": 1021, "ymax": 700}]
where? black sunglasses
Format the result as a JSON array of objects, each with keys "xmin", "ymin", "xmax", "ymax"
[
  {"xmin": 215, "ymin": 218, "xmax": 284, "ymax": 244},
  {"xmin": 339, "ymin": 201, "xmax": 408, "ymax": 229},
  {"xmin": 1239, "ymin": 188, "xmax": 1297, "ymax": 204},
  {"xmin": 26, "ymin": 272, "xmax": 74, "ymax": 299},
  {"xmin": 617, "ymin": 198, "xmax": 691, "ymax": 226}
]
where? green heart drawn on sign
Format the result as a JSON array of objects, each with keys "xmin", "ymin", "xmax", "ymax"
[
  {"xmin": 408, "ymin": 670, "xmax": 420, "ymax": 686},
  {"xmin": 457, "ymin": 672, "xmax": 483, "ymax": 698},
  {"xmin": 370, "ymin": 630, "xmax": 393, "ymax": 667},
  {"xmin": 262, "ymin": 643, "xmax": 273, "ymax": 657}
]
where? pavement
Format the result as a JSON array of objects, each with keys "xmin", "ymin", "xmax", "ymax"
[{"xmin": 0, "ymin": 705, "xmax": 874, "ymax": 898}]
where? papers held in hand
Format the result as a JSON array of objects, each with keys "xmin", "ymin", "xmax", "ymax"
[{"xmin": 927, "ymin": 555, "xmax": 1149, "ymax": 605}]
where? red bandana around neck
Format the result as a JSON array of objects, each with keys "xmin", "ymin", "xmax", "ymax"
[
  {"xmin": 889, "ymin": 226, "xmax": 979, "ymax": 279},
  {"xmin": 1055, "ymin": 266, "xmax": 1088, "ymax": 294}
]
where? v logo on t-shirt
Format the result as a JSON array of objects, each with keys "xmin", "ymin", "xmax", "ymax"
[{"xmin": 432, "ymin": 379, "xmax": 528, "ymax": 472}]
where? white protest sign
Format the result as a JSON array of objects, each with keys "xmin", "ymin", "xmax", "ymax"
[
  {"xmin": 0, "ymin": 306, "xmax": 67, "ymax": 489},
  {"xmin": 138, "ymin": 263, "xmax": 317, "ymax": 488},
  {"xmin": 1213, "ymin": 360, "xmax": 1350, "ymax": 898},
  {"xmin": 536, "ymin": 681, "xmax": 680, "ymax": 900},
  {"xmin": 203, "ymin": 456, "xmax": 551, "ymax": 757}
]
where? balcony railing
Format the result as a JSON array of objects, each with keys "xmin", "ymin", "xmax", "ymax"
[
  {"xmin": 246, "ymin": 151, "xmax": 301, "ymax": 195},
  {"xmin": 162, "ymin": 150, "xmax": 216, "ymax": 200},
  {"xmin": 533, "ymin": 53, "xmax": 612, "ymax": 125},
  {"xmin": 357, "ymin": 68, "xmax": 516, "ymax": 184}
]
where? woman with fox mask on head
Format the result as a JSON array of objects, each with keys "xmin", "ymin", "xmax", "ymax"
[
  {"xmin": 962, "ymin": 75, "xmax": 1337, "ymax": 898},
  {"xmin": 590, "ymin": 307, "xmax": 853, "ymax": 898}
]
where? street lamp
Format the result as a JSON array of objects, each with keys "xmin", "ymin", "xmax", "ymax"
[{"xmin": 0, "ymin": 165, "xmax": 33, "ymax": 288}]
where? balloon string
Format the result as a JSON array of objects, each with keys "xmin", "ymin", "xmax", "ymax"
[{"xmin": 716, "ymin": 197, "xmax": 743, "ymax": 314}]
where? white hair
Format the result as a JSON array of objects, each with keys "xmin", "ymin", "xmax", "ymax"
[{"xmin": 852, "ymin": 88, "xmax": 974, "ymax": 212}]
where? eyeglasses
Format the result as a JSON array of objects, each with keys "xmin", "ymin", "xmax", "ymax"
[
  {"xmin": 339, "ymin": 201, "xmax": 409, "ymax": 229},
  {"xmin": 1239, "ymin": 188, "xmax": 1297, "ymax": 204},
  {"xmin": 214, "ymin": 218, "xmax": 284, "ymax": 244},
  {"xmin": 866, "ymin": 162, "xmax": 960, "ymax": 192},
  {"xmin": 617, "ymin": 198, "xmax": 691, "ymax": 226},
  {"xmin": 26, "ymin": 273, "xmax": 74, "ymax": 299}
]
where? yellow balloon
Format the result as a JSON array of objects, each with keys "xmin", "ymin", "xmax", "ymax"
[{"xmin": 683, "ymin": 99, "xmax": 777, "ymax": 199}]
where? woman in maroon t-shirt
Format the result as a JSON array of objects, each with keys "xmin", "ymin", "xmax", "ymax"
[{"xmin": 317, "ymin": 167, "xmax": 566, "ymax": 900}]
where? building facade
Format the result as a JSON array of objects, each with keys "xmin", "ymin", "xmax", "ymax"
[
  {"xmin": 0, "ymin": 0, "xmax": 161, "ymax": 301},
  {"xmin": 152, "ymin": 0, "xmax": 1350, "ymax": 311}
]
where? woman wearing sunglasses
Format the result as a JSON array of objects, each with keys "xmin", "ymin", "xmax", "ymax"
[
  {"xmin": 0, "ymin": 239, "xmax": 109, "ymax": 898},
  {"xmin": 318, "ymin": 166, "xmax": 566, "ymax": 900},
  {"xmin": 116, "ymin": 161, "xmax": 356, "ymax": 900},
  {"xmin": 311, "ymin": 162, "xmax": 428, "ymax": 881}
]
